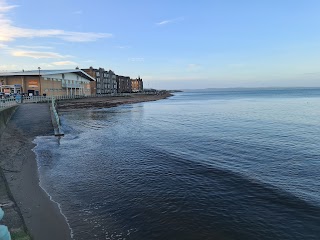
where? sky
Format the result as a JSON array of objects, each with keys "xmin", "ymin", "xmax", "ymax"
[{"xmin": 1, "ymin": 0, "xmax": 320, "ymax": 89}]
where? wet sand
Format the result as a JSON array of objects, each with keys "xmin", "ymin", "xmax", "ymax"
[
  {"xmin": 0, "ymin": 104, "xmax": 72, "ymax": 240},
  {"xmin": 57, "ymin": 93, "xmax": 172, "ymax": 110}
]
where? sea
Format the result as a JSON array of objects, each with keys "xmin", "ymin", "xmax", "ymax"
[{"xmin": 33, "ymin": 88, "xmax": 320, "ymax": 240}]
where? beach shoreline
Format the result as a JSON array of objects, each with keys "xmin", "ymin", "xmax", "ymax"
[
  {"xmin": 0, "ymin": 93, "xmax": 173, "ymax": 239},
  {"xmin": 0, "ymin": 104, "xmax": 72, "ymax": 240},
  {"xmin": 57, "ymin": 92, "xmax": 173, "ymax": 110}
]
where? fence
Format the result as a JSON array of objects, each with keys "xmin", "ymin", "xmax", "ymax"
[
  {"xmin": 0, "ymin": 98, "xmax": 17, "ymax": 109},
  {"xmin": 0, "ymin": 91, "xmax": 162, "ymax": 109},
  {"xmin": 51, "ymin": 97, "xmax": 64, "ymax": 136}
]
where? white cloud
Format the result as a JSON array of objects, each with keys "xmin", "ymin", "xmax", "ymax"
[
  {"xmin": 0, "ymin": 24, "xmax": 112, "ymax": 42},
  {"xmin": 156, "ymin": 17, "xmax": 184, "ymax": 26},
  {"xmin": 82, "ymin": 59, "xmax": 95, "ymax": 63},
  {"xmin": 52, "ymin": 61, "xmax": 77, "ymax": 66},
  {"xmin": 187, "ymin": 63, "xmax": 202, "ymax": 72},
  {"xmin": 73, "ymin": 10, "xmax": 82, "ymax": 15},
  {"xmin": 188, "ymin": 63, "xmax": 199, "ymax": 69},
  {"xmin": 143, "ymin": 75, "xmax": 210, "ymax": 81},
  {"xmin": 115, "ymin": 45, "xmax": 130, "ymax": 49},
  {"xmin": 39, "ymin": 63, "xmax": 54, "ymax": 68},
  {"xmin": 0, "ymin": 0, "xmax": 112, "ymax": 42},
  {"xmin": 11, "ymin": 50, "xmax": 70, "ymax": 59},
  {"xmin": 128, "ymin": 57, "xmax": 144, "ymax": 62},
  {"xmin": 57, "ymin": 31, "xmax": 112, "ymax": 42},
  {"xmin": 16, "ymin": 45, "xmax": 53, "ymax": 49},
  {"xmin": 228, "ymin": 63, "xmax": 246, "ymax": 68},
  {"xmin": 0, "ymin": 0, "xmax": 18, "ymax": 12},
  {"xmin": 0, "ymin": 64, "xmax": 18, "ymax": 70}
]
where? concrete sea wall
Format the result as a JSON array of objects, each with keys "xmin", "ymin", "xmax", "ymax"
[{"xmin": 0, "ymin": 106, "xmax": 18, "ymax": 135}]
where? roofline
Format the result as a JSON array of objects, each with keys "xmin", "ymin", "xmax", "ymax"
[{"xmin": 0, "ymin": 69, "xmax": 96, "ymax": 81}]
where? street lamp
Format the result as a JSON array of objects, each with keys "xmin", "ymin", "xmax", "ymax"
[{"xmin": 38, "ymin": 67, "xmax": 42, "ymax": 96}]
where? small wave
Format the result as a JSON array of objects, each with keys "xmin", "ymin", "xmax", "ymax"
[{"xmin": 32, "ymin": 137, "xmax": 75, "ymax": 239}]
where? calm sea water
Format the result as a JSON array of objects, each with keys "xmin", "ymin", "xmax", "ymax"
[{"xmin": 34, "ymin": 88, "xmax": 320, "ymax": 240}]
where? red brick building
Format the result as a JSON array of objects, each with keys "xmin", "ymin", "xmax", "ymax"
[{"xmin": 131, "ymin": 77, "xmax": 143, "ymax": 92}]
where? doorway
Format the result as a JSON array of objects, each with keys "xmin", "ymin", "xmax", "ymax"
[{"xmin": 28, "ymin": 90, "xmax": 35, "ymax": 96}]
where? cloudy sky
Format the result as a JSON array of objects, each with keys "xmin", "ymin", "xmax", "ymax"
[{"xmin": 1, "ymin": 0, "xmax": 320, "ymax": 89}]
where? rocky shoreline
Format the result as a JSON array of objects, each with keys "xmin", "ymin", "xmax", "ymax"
[{"xmin": 56, "ymin": 92, "xmax": 173, "ymax": 110}]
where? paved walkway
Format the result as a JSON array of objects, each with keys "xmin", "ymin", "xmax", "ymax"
[
  {"xmin": 0, "ymin": 104, "xmax": 71, "ymax": 240},
  {"xmin": 8, "ymin": 103, "xmax": 53, "ymax": 137}
]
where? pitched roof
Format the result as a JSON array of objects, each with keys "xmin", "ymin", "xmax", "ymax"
[{"xmin": 0, "ymin": 69, "xmax": 96, "ymax": 81}]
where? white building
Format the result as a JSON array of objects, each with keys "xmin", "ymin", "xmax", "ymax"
[{"xmin": 0, "ymin": 69, "xmax": 95, "ymax": 96}]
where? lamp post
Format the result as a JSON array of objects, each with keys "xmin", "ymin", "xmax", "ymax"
[{"xmin": 38, "ymin": 67, "xmax": 41, "ymax": 96}]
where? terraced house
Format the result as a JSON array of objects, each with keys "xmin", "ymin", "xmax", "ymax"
[
  {"xmin": 131, "ymin": 77, "xmax": 143, "ymax": 92},
  {"xmin": 116, "ymin": 75, "xmax": 131, "ymax": 93},
  {"xmin": 82, "ymin": 67, "xmax": 117, "ymax": 94}
]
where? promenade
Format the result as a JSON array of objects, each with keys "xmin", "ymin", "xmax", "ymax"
[{"xmin": 0, "ymin": 104, "xmax": 71, "ymax": 240}]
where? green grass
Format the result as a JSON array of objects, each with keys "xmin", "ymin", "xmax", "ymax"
[{"xmin": 10, "ymin": 228, "xmax": 31, "ymax": 240}]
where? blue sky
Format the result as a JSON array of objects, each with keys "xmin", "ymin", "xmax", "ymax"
[{"xmin": 1, "ymin": 0, "xmax": 320, "ymax": 89}]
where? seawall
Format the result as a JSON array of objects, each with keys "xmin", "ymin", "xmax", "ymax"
[
  {"xmin": 0, "ymin": 104, "xmax": 72, "ymax": 240},
  {"xmin": 0, "ymin": 106, "xmax": 18, "ymax": 135}
]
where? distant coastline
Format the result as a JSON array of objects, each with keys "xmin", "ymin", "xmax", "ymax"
[{"xmin": 182, "ymin": 86, "xmax": 320, "ymax": 92}]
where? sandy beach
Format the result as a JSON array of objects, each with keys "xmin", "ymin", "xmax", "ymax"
[
  {"xmin": 0, "ymin": 93, "xmax": 172, "ymax": 239},
  {"xmin": 57, "ymin": 92, "xmax": 172, "ymax": 110}
]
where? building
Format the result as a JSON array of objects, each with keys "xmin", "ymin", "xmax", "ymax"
[
  {"xmin": 131, "ymin": 77, "xmax": 143, "ymax": 92},
  {"xmin": 0, "ymin": 69, "xmax": 94, "ymax": 96},
  {"xmin": 82, "ymin": 67, "xmax": 117, "ymax": 94},
  {"xmin": 81, "ymin": 67, "xmax": 97, "ymax": 95},
  {"xmin": 116, "ymin": 75, "xmax": 131, "ymax": 93}
]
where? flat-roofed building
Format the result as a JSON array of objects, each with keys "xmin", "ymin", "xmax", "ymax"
[{"xmin": 0, "ymin": 69, "xmax": 95, "ymax": 96}]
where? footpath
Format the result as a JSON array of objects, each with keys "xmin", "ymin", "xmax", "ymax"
[{"xmin": 0, "ymin": 104, "xmax": 71, "ymax": 240}]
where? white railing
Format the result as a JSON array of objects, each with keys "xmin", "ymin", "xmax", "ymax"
[
  {"xmin": 50, "ymin": 92, "xmax": 160, "ymax": 100},
  {"xmin": 51, "ymin": 98, "xmax": 60, "ymax": 125},
  {"xmin": 23, "ymin": 94, "xmax": 85, "ymax": 103},
  {"xmin": 0, "ymin": 91, "xmax": 160, "ymax": 108},
  {"xmin": 0, "ymin": 98, "xmax": 18, "ymax": 109},
  {"xmin": 22, "ymin": 96, "xmax": 51, "ymax": 103},
  {"xmin": 51, "ymin": 97, "xmax": 64, "ymax": 136}
]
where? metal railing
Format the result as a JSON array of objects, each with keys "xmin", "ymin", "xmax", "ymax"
[
  {"xmin": 0, "ymin": 98, "xmax": 17, "ymax": 109},
  {"xmin": 0, "ymin": 91, "xmax": 162, "ymax": 109},
  {"xmin": 23, "ymin": 96, "xmax": 50, "ymax": 103},
  {"xmin": 51, "ymin": 98, "xmax": 60, "ymax": 125},
  {"xmin": 51, "ymin": 97, "xmax": 64, "ymax": 136}
]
